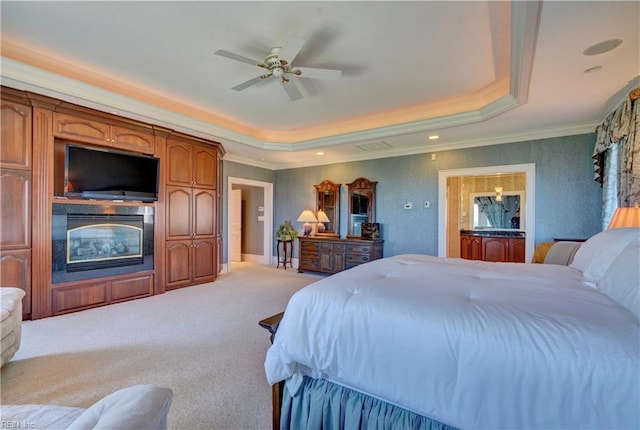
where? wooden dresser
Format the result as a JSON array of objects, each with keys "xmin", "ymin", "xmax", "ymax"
[{"xmin": 298, "ymin": 237, "xmax": 383, "ymax": 274}]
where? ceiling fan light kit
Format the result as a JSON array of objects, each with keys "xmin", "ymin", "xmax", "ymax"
[{"xmin": 215, "ymin": 32, "xmax": 342, "ymax": 101}]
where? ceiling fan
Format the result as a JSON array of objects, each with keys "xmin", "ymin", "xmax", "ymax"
[{"xmin": 215, "ymin": 33, "xmax": 342, "ymax": 101}]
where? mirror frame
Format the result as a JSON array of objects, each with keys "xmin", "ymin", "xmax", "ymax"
[
  {"xmin": 314, "ymin": 180, "xmax": 341, "ymax": 237},
  {"xmin": 346, "ymin": 177, "xmax": 377, "ymax": 238}
]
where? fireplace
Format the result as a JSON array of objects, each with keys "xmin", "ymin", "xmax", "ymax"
[
  {"xmin": 53, "ymin": 204, "xmax": 154, "ymax": 284},
  {"xmin": 66, "ymin": 214, "xmax": 144, "ymax": 272}
]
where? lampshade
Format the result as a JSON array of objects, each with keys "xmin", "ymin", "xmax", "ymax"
[
  {"xmin": 317, "ymin": 210, "xmax": 330, "ymax": 223},
  {"xmin": 297, "ymin": 209, "xmax": 317, "ymax": 236},
  {"xmin": 608, "ymin": 202, "xmax": 640, "ymax": 229},
  {"xmin": 297, "ymin": 210, "xmax": 317, "ymax": 223}
]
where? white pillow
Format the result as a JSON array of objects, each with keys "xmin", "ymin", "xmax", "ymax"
[
  {"xmin": 570, "ymin": 228, "xmax": 640, "ymax": 287},
  {"xmin": 597, "ymin": 239, "xmax": 640, "ymax": 319}
]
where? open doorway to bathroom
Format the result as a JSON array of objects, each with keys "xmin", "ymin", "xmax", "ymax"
[{"xmin": 438, "ymin": 164, "xmax": 536, "ymax": 262}]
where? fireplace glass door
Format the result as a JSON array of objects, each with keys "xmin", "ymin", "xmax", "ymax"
[{"xmin": 66, "ymin": 214, "xmax": 144, "ymax": 272}]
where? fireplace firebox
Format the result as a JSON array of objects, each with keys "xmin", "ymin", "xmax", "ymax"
[
  {"xmin": 53, "ymin": 204, "xmax": 154, "ymax": 284},
  {"xmin": 66, "ymin": 214, "xmax": 144, "ymax": 272}
]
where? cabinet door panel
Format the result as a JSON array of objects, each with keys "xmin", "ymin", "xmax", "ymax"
[
  {"xmin": 110, "ymin": 126, "xmax": 155, "ymax": 154},
  {"xmin": 53, "ymin": 113, "xmax": 110, "ymax": 146},
  {"xmin": 193, "ymin": 239, "xmax": 216, "ymax": 282},
  {"xmin": 0, "ymin": 170, "xmax": 31, "ymax": 248},
  {"xmin": 510, "ymin": 238, "xmax": 526, "ymax": 263},
  {"xmin": 193, "ymin": 146, "xmax": 217, "ymax": 189},
  {"xmin": 110, "ymin": 274, "xmax": 154, "ymax": 302},
  {"xmin": 52, "ymin": 282, "xmax": 107, "ymax": 315},
  {"xmin": 1, "ymin": 101, "xmax": 32, "ymax": 170},
  {"xmin": 0, "ymin": 249, "xmax": 31, "ymax": 317},
  {"xmin": 193, "ymin": 188, "xmax": 215, "ymax": 237},
  {"xmin": 166, "ymin": 241, "xmax": 192, "ymax": 287},
  {"xmin": 483, "ymin": 237, "xmax": 508, "ymax": 262},
  {"xmin": 166, "ymin": 141, "xmax": 193, "ymax": 186},
  {"xmin": 166, "ymin": 186, "xmax": 192, "ymax": 239}
]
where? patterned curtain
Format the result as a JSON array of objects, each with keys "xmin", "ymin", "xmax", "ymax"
[{"xmin": 593, "ymin": 88, "xmax": 640, "ymax": 227}]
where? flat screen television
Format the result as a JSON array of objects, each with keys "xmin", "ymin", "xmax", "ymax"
[{"xmin": 65, "ymin": 144, "xmax": 159, "ymax": 202}]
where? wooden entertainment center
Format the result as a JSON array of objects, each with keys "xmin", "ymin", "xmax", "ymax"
[{"xmin": 0, "ymin": 86, "xmax": 224, "ymax": 320}]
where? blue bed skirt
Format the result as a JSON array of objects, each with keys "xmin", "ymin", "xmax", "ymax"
[{"xmin": 280, "ymin": 376, "xmax": 457, "ymax": 430}]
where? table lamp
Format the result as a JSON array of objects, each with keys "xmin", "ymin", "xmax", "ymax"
[
  {"xmin": 608, "ymin": 202, "xmax": 640, "ymax": 229},
  {"xmin": 297, "ymin": 209, "xmax": 317, "ymax": 236}
]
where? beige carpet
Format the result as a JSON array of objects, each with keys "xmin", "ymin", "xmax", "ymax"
[{"xmin": 0, "ymin": 263, "xmax": 322, "ymax": 429}]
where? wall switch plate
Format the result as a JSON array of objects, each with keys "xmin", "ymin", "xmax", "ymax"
[
  {"xmin": 404, "ymin": 202, "xmax": 413, "ymax": 209},
  {"xmin": 424, "ymin": 201, "xmax": 430, "ymax": 208}
]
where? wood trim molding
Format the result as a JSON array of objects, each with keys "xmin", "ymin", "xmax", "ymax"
[{"xmin": 31, "ymin": 107, "xmax": 54, "ymax": 319}]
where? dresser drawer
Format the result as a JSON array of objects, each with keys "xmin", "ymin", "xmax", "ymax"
[
  {"xmin": 345, "ymin": 253, "xmax": 373, "ymax": 265},
  {"xmin": 301, "ymin": 241, "xmax": 320, "ymax": 251},
  {"xmin": 346, "ymin": 244, "xmax": 373, "ymax": 254}
]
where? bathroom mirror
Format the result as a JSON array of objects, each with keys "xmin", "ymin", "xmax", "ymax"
[
  {"xmin": 314, "ymin": 180, "xmax": 340, "ymax": 236},
  {"xmin": 347, "ymin": 177, "xmax": 377, "ymax": 238},
  {"xmin": 470, "ymin": 192, "xmax": 524, "ymax": 230}
]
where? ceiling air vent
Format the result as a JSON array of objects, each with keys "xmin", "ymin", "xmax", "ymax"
[{"xmin": 355, "ymin": 141, "xmax": 392, "ymax": 152}]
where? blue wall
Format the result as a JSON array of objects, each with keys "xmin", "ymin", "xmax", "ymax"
[
  {"xmin": 222, "ymin": 133, "xmax": 602, "ymax": 263},
  {"xmin": 273, "ymin": 133, "xmax": 602, "ymax": 258}
]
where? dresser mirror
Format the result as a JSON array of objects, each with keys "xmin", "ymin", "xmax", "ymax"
[
  {"xmin": 314, "ymin": 180, "xmax": 340, "ymax": 236},
  {"xmin": 346, "ymin": 177, "xmax": 377, "ymax": 237}
]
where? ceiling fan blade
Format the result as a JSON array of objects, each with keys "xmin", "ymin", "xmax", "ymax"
[
  {"xmin": 278, "ymin": 33, "xmax": 306, "ymax": 64},
  {"xmin": 215, "ymin": 49, "xmax": 263, "ymax": 67},
  {"xmin": 281, "ymin": 79, "xmax": 303, "ymax": 101},
  {"xmin": 295, "ymin": 67, "xmax": 342, "ymax": 80},
  {"xmin": 232, "ymin": 75, "xmax": 270, "ymax": 91}
]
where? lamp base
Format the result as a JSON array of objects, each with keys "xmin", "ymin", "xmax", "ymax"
[
  {"xmin": 317, "ymin": 222, "xmax": 326, "ymax": 233},
  {"xmin": 303, "ymin": 222, "xmax": 312, "ymax": 236}
]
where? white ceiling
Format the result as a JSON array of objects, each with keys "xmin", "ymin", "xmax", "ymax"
[{"xmin": 1, "ymin": 1, "xmax": 639, "ymax": 169}]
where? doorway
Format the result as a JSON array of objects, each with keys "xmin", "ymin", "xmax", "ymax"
[
  {"xmin": 226, "ymin": 177, "xmax": 273, "ymax": 272},
  {"xmin": 438, "ymin": 163, "xmax": 536, "ymax": 262}
]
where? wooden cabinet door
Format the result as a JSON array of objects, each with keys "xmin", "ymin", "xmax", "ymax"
[
  {"xmin": 460, "ymin": 236, "xmax": 482, "ymax": 260},
  {"xmin": 110, "ymin": 126, "xmax": 155, "ymax": 154},
  {"xmin": 193, "ymin": 188, "xmax": 215, "ymax": 237},
  {"xmin": 509, "ymin": 238, "xmax": 526, "ymax": 263},
  {"xmin": 192, "ymin": 239, "xmax": 216, "ymax": 282},
  {"xmin": 483, "ymin": 237, "xmax": 508, "ymax": 262},
  {"xmin": 0, "ymin": 249, "xmax": 31, "ymax": 317},
  {"xmin": 0, "ymin": 170, "xmax": 31, "ymax": 249},
  {"xmin": 193, "ymin": 145, "xmax": 217, "ymax": 189},
  {"xmin": 166, "ymin": 186, "xmax": 192, "ymax": 239},
  {"xmin": 1, "ymin": 100, "xmax": 32, "ymax": 170},
  {"xmin": 166, "ymin": 140, "xmax": 193, "ymax": 186},
  {"xmin": 319, "ymin": 243, "xmax": 334, "ymax": 272},
  {"xmin": 53, "ymin": 113, "xmax": 110, "ymax": 146},
  {"xmin": 166, "ymin": 240, "xmax": 192, "ymax": 289},
  {"xmin": 331, "ymin": 244, "xmax": 346, "ymax": 272}
]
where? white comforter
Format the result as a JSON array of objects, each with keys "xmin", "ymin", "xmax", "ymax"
[{"xmin": 265, "ymin": 254, "xmax": 639, "ymax": 429}]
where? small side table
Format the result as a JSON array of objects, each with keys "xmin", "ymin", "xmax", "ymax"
[{"xmin": 277, "ymin": 239, "xmax": 293, "ymax": 269}]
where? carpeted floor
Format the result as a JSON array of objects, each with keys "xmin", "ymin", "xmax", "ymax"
[{"xmin": 0, "ymin": 262, "xmax": 322, "ymax": 429}]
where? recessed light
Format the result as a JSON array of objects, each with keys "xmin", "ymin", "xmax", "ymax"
[
  {"xmin": 316, "ymin": 151, "xmax": 324, "ymax": 155},
  {"xmin": 583, "ymin": 39, "xmax": 622, "ymax": 56},
  {"xmin": 428, "ymin": 135, "xmax": 439, "ymax": 140},
  {"xmin": 584, "ymin": 65, "xmax": 603, "ymax": 74}
]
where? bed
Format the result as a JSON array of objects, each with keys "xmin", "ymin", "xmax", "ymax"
[{"xmin": 264, "ymin": 228, "xmax": 639, "ymax": 429}]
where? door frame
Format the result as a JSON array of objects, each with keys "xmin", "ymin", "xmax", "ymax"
[
  {"xmin": 437, "ymin": 163, "xmax": 536, "ymax": 262},
  {"xmin": 226, "ymin": 177, "xmax": 273, "ymax": 271}
]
